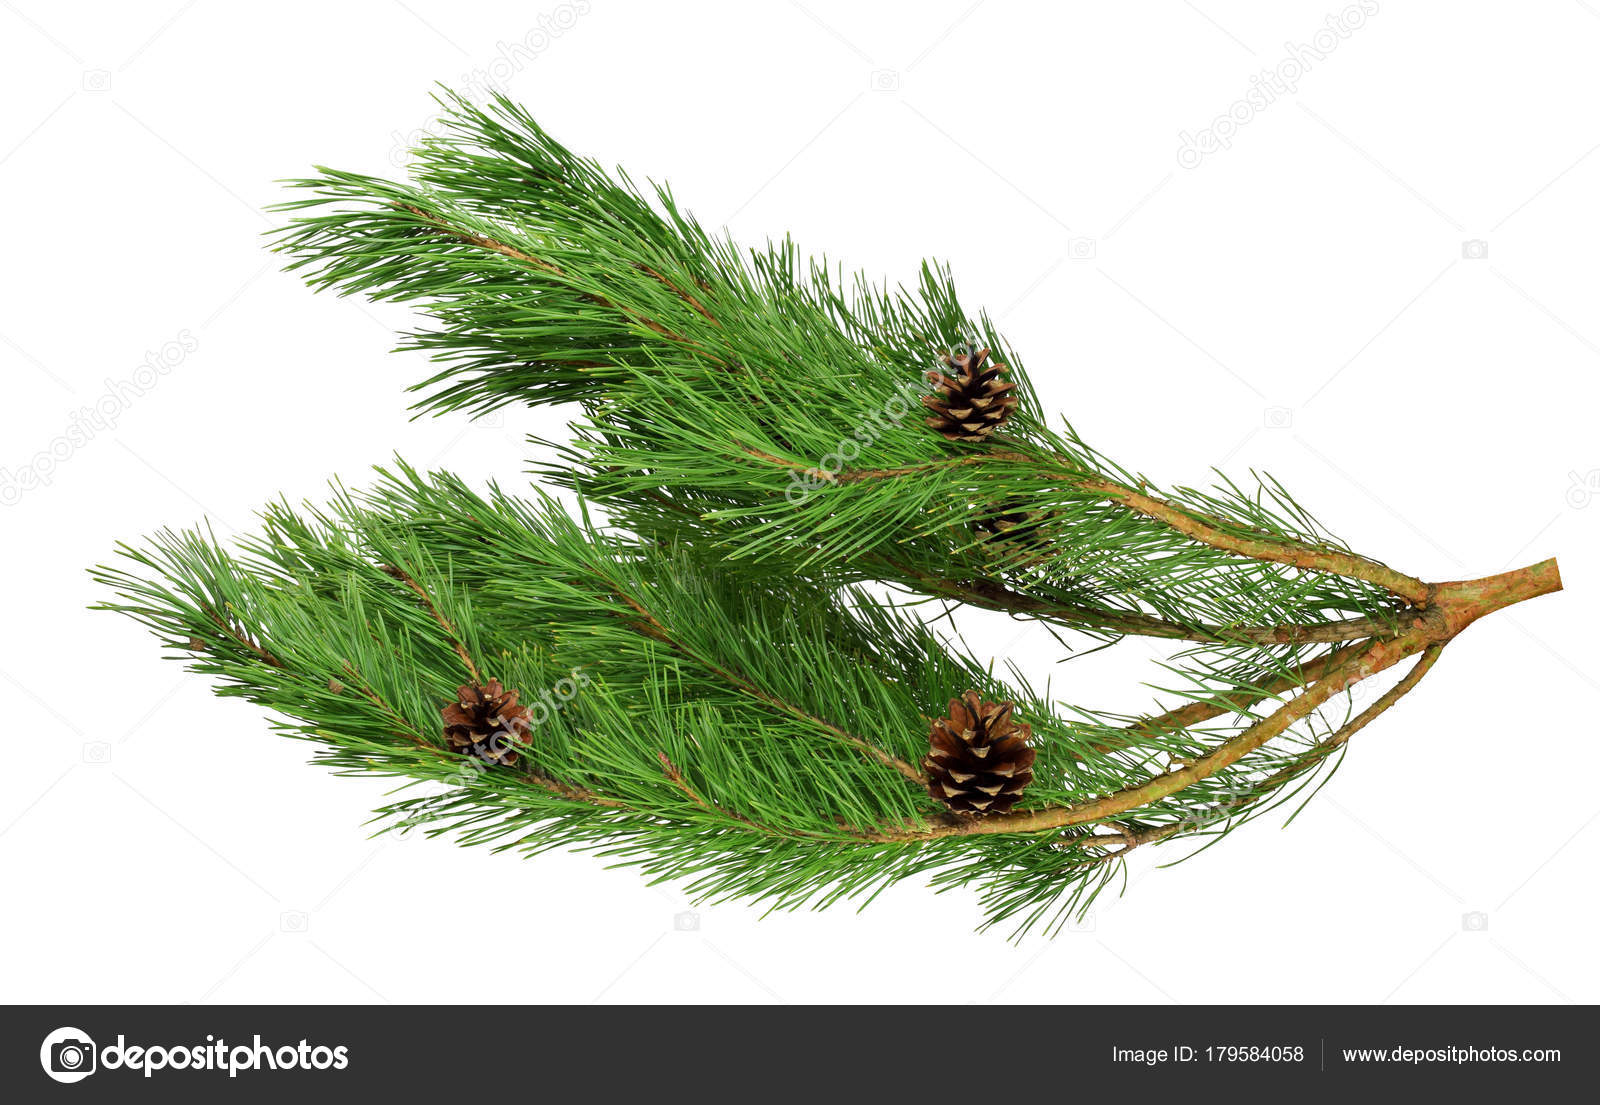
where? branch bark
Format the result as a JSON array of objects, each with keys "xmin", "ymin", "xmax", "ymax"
[
  {"xmin": 862, "ymin": 558, "xmax": 1559, "ymax": 842},
  {"xmin": 1068, "ymin": 642, "xmax": 1448, "ymax": 860},
  {"xmin": 1070, "ymin": 475, "xmax": 1430, "ymax": 604}
]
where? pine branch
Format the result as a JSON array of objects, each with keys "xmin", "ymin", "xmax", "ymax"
[
  {"xmin": 92, "ymin": 88, "xmax": 1566, "ymax": 937},
  {"xmin": 95, "ymin": 462, "xmax": 1556, "ymax": 934},
  {"xmin": 272, "ymin": 91, "xmax": 1413, "ymax": 646}
]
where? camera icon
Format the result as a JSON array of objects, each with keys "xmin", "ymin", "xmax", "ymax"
[
  {"xmin": 1566, "ymin": 469, "xmax": 1599, "ymax": 510},
  {"xmin": 673, "ymin": 910, "xmax": 700, "ymax": 932},
  {"xmin": 81, "ymin": 69, "xmax": 112, "ymax": 92},
  {"xmin": 869, "ymin": 69, "xmax": 901, "ymax": 92},
  {"xmin": 1067, "ymin": 910, "xmax": 1097, "ymax": 933},
  {"xmin": 280, "ymin": 910, "xmax": 310, "ymax": 933},
  {"xmin": 476, "ymin": 410, "xmax": 505, "ymax": 429},
  {"xmin": 1263, "ymin": 406, "xmax": 1294, "ymax": 429},
  {"xmin": 82, "ymin": 741, "xmax": 112, "ymax": 764},
  {"xmin": 1462, "ymin": 911, "xmax": 1489, "ymax": 932},
  {"xmin": 1461, "ymin": 239, "xmax": 1489, "ymax": 260},
  {"xmin": 40, "ymin": 1027, "xmax": 98, "ymax": 1083},
  {"xmin": 51, "ymin": 1037, "xmax": 96, "ymax": 1074},
  {"xmin": 1068, "ymin": 237, "xmax": 1097, "ymax": 261}
]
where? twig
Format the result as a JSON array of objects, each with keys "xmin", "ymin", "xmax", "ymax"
[
  {"xmin": 740, "ymin": 446, "xmax": 1430, "ymax": 604},
  {"xmin": 1088, "ymin": 641, "xmax": 1370, "ymax": 756},
  {"xmin": 948, "ymin": 575, "xmax": 1400, "ymax": 645},
  {"xmin": 867, "ymin": 561, "xmax": 1558, "ymax": 843},
  {"xmin": 199, "ymin": 604, "xmax": 282, "ymax": 667},
  {"xmin": 1070, "ymin": 642, "xmax": 1450, "ymax": 860},
  {"xmin": 868, "ymin": 628, "xmax": 1423, "ymax": 841},
  {"xmin": 1072, "ymin": 475, "xmax": 1430, "ymax": 605},
  {"xmin": 605, "ymin": 581, "xmax": 928, "ymax": 786},
  {"xmin": 380, "ymin": 563, "xmax": 480, "ymax": 681},
  {"xmin": 1302, "ymin": 640, "xmax": 1446, "ymax": 758},
  {"xmin": 392, "ymin": 202, "xmax": 721, "ymax": 357},
  {"xmin": 657, "ymin": 752, "xmax": 757, "ymax": 827}
]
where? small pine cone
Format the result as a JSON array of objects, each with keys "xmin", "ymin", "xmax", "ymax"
[
  {"xmin": 922, "ymin": 344, "xmax": 1018, "ymax": 442},
  {"xmin": 973, "ymin": 499, "xmax": 1046, "ymax": 547},
  {"xmin": 441, "ymin": 679, "xmax": 531, "ymax": 767},
  {"xmin": 924, "ymin": 691, "xmax": 1035, "ymax": 814}
]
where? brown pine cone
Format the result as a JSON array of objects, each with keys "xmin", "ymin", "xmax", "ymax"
[
  {"xmin": 972, "ymin": 499, "xmax": 1047, "ymax": 547},
  {"xmin": 441, "ymin": 679, "xmax": 532, "ymax": 767},
  {"xmin": 922, "ymin": 344, "xmax": 1018, "ymax": 442},
  {"xmin": 924, "ymin": 691, "xmax": 1035, "ymax": 814}
]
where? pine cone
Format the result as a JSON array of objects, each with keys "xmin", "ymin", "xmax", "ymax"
[
  {"xmin": 922, "ymin": 344, "xmax": 1018, "ymax": 442},
  {"xmin": 973, "ymin": 499, "xmax": 1046, "ymax": 547},
  {"xmin": 441, "ymin": 679, "xmax": 531, "ymax": 766},
  {"xmin": 924, "ymin": 691, "xmax": 1035, "ymax": 814}
]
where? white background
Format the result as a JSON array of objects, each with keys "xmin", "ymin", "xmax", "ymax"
[{"xmin": 2, "ymin": 0, "xmax": 1594, "ymax": 1004}]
